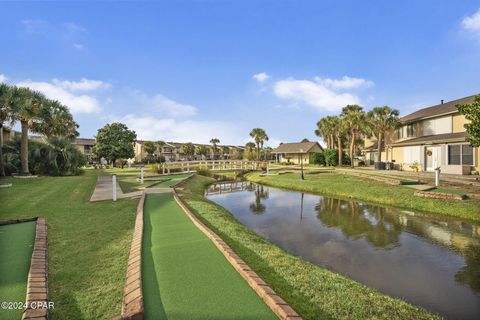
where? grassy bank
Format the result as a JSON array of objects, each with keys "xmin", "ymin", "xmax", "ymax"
[
  {"xmin": 179, "ymin": 175, "xmax": 439, "ymax": 320},
  {"xmin": 248, "ymin": 172, "xmax": 480, "ymax": 222},
  {"xmin": 0, "ymin": 171, "xmax": 137, "ymax": 319},
  {"xmin": 0, "ymin": 221, "xmax": 36, "ymax": 320}
]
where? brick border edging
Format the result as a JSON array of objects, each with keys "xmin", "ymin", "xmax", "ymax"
[
  {"xmin": 169, "ymin": 173, "xmax": 195, "ymax": 189},
  {"xmin": 23, "ymin": 217, "xmax": 48, "ymax": 320},
  {"xmin": 172, "ymin": 190, "xmax": 302, "ymax": 320},
  {"xmin": 113, "ymin": 192, "xmax": 145, "ymax": 320},
  {"xmin": 414, "ymin": 190, "xmax": 466, "ymax": 200}
]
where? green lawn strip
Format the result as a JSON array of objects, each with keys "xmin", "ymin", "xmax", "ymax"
[
  {"xmin": 179, "ymin": 176, "xmax": 438, "ymax": 320},
  {"xmin": 248, "ymin": 172, "xmax": 480, "ymax": 222},
  {"xmin": 0, "ymin": 172, "xmax": 137, "ymax": 319},
  {"xmin": 0, "ymin": 221, "xmax": 36, "ymax": 320},
  {"xmin": 142, "ymin": 193, "xmax": 276, "ymax": 320}
]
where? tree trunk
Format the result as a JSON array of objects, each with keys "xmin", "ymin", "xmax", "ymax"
[
  {"xmin": 337, "ymin": 136, "xmax": 342, "ymax": 166},
  {"xmin": 376, "ymin": 131, "xmax": 383, "ymax": 163},
  {"xmin": 0, "ymin": 124, "xmax": 5, "ymax": 176},
  {"xmin": 20, "ymin": 121, "xmax": 30, "ymax": 175},
  {"xmin": 349, "ymin": 132, "xmax": 355, "ymax": 168},
  {"xmin": 330, "ymin": 135, "xmax": 334, "ymax": 149}
]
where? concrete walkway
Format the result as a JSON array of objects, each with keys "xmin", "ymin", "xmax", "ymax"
[{"xmin": 90, "ymin": 176, "xmax": 144, "ymax": 202}]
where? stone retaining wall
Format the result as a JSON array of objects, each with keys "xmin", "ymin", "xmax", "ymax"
[{"xmin": 173, "ymin": 190, "xmax": 302, "ymax": 320}]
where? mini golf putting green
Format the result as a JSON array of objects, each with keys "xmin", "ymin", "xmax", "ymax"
[
  {"xmin": 142, "ymin": 193, "xmax": 276, "ymax": 320},
  {"xmin": 148, "ymin": 174, "xmax": 191, "ymax": 188},
  {"xmin": 0, "ymin": 221, "xmax": 36, "ymax": 320}
]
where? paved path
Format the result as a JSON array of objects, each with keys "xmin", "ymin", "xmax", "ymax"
[{"xmin": 90, "ymin": 176, "xmax": 143, "ymax": 202}]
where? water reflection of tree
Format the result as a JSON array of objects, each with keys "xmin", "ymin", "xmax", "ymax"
[
  {"xmin": 315, "ymin": 197, "xmax": 402, "ymax": 249},
  {"xmin": 249, "ymin": 185, "xmax": 269, "ymax": 214},
  {"xmin": 455, "ymin": 244, "xmax": 480, "ymax": 293}
]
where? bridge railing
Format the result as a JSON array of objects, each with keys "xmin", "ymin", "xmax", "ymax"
[{"xmin": 159, "ymin": 160, "xmax": 266, "ymax": 174}]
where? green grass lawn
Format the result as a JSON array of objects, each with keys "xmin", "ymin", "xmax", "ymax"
[
  {"xmin": 142, "ymin": 193, "xmax": 276, "ymax": 320},
  {"xmin": 248, "ymin": 172, "xmax": 480, "ymax": 222},
  {"xmin": 179, "ymin": 175, "xmax": 439, "ymax": 320},
  {"xmin": 148, "ymin": 173, "xmax": 191, "ymax": 188},
  {"xmin": 0, "ymin": 221, "xmax": 36, "ymax": 320},
  {"xmin": 427, "ymin": 188, "xmax": 468, "ymax": 195},
  {"xmin": 115, "ymin": 173, "xmax": 190, "ymax": 193},
  {"xmin": 0, "ymin": 171, "xmax": 137, "ymax": 319}
]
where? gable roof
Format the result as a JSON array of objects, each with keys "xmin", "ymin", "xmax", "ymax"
[
  {"xmin": 272, "ymin": 141, "xmax": 323, "ymax": 154},
  {"xmin": 389, "ymin": 131, "xmax": 467, "ymax": 147},
  {"xmin": 401, "ymin": 94, "xmax": 477, "ymax": 123}
]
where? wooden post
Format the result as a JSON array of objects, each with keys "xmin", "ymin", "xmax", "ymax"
[{"xmin": 112, "ymin": 175, "xmax": 117, "ymax": 202}]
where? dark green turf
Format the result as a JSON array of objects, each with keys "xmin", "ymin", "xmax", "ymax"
[
  {"xmin": 142, "ymin": 193, "xmax": 276, "ymax": 320},
  {"xmin": 149, "ymin": 174, "xmax": 191, "ymax": 188},
  {"xmin": 0, "ymin": 221, "xmax": 36, "ymax": 320}
]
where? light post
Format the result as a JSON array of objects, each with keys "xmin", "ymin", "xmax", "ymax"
[{"xmin": 300, "ymin": 148, "xmax": 304, "ymax": 180}]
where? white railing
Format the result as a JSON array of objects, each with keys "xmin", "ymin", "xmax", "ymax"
[{"xmin": 160, "ymin": 160, "xmax": 266, "ymax": 174}]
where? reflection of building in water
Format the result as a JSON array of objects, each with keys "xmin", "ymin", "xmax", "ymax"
[
  {"xmin": 315, "ymin": 196, "xmax": 480, "ymax": 253},
  {"xmin": 205, "ymin": 181, "xmax": 253, "ymax": 195}
]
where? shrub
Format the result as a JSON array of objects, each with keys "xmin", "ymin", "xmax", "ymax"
[
  {"xmin": 323, "ymin": 149, "xmax": 338, "ymax": 166},
  {"xmin": 310, "ymin": 152, "xmax": 325, "ymax": 166},
  {"xmin": 197, "ymin": 168, "xmax": 212, "ymax": 177}
]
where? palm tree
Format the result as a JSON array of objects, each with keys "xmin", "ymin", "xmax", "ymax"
[
  {"xmin": 210, "ymin": 138, "xmax": 220, "ymax": 160},
  {"xmin": 10, "ymin": 87, "xmax": 46, "ymax": 175},
  {"xmin": 0, "ymin": 84, "xmax": 12, "ymax": 176},
  {"xmin": 367, "ymin": 106, "xmax": 400, "ymax": 163},
  {"xmin": 33, "ymin": 99, "xmax": 78, "ymax": 138},
  {"xmin": 342, "ymin": 105, "xmax": 367, "ymax": 168},
  {"xmin": 249, "ymin": 128, "xmax": 268, "ymax": 160},
  {"xmin": 245, "ymin": 142, "xmax": 256, "ymax": 160},
  {"xmin": 315, "ymin": 116, "xmax": 337, "ymax": 149}
]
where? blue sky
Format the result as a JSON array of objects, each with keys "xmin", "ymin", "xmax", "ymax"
[{"xmin": 1, "ymin": 0, "xmax": 479, "ymax": 146}]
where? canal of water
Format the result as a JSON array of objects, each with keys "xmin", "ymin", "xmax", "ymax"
[{"xmin": 205, "ymin": 181, "xmax": 480, "ymax": 319}]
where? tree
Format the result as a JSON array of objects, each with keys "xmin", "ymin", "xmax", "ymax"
[
  {"xmin": 249, "ymin": 128, "xmax": 269, "ymax": 160},
  {"xmin": 220, "ymin": 145, "xmax": 229, "ymax": 160},
  {"xmin": 210, "ymin": 138, "xmax": 220, "ymax": 160},
  {"xmin": 367, "ymin": 106, "xmax": 400, "ymax": 163},
  {"xmin": 0, "ymin": 84, "xmax": 12, "ymax": 176},
  {"xmin": 301, "ymin": 138, "xmax": 310, "ymax": 143},
  {"xmin": 33, "ymin": 99, "xmax": 79, "ymax": 138},
  {"xmin": 457, "ymin": 95, "xmax": 480, "ymax": 147},
  {"xmin": 196, "ymin": 145, "xmax": 208, "ymax": 160},
  {"xmin": 93, "ymin": 123, "xmax": 136, "ymax": 167},
  {"xmin": 9, "ymin": 87, "xmax": 46, "ymax": 175},
  {"xmin": 143, "ymin": 141, "xmax": 157, "ymax": 163},
  {"xmin": 342, "ymin": 105, "xmax": 367, "ymax": 168},
  {"xmin": 182, "ymin": 142, "xmax": 195, "ymax": 160},
  {"xmin": 245, "ymin": 142, "xmax": 256, "ymax": 160}
]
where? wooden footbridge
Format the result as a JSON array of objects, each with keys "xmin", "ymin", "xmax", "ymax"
[{"xmin": 160, "ymin": 160, "xmax": 267, "ymax": 174}]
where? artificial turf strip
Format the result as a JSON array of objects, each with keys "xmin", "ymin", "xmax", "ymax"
[
  {"xmin": 0, "ymin": 221, "xmax": 36, "ymax": 320},
  {"xmin": 149, "ymin": 174, "xmax": 191, "ymax": 188},
  {"xmin": 142, "ymin": 193, "xmax": 277, "ymax": 320}
]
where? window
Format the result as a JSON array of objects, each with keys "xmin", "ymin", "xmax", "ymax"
[
  {"xmin": 448, "ymin": 145, "xmax": 461, "ymax": 165},
  {"xmin": 462, "ymin": 145, "xmax": 473, "ymax": 165},
  {"xmin": 448, "ymin": 144, "xmax": 474, "ymax": 165},
  {"xmin": 406, "ymin": 124, "xmax": 416, "ymax": 137},
  {"xmin": 397, "ymin": 128, "xmax": 403, "ymax": 140}
]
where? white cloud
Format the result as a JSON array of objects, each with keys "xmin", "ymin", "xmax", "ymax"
[
  {"xmin": 0, "ymin": 74, "xmax": 7, "ymax": 83},
  {"xmin": 130, "ymin": 91, "xmax": 197, "ymax": 117},
  {"xmin": 52, "ymin": 78, "xmax": 111, "ymax": 91},
  {"xmin": 273, "ymin": 76, "xmax": 371, "ymax": 112},
  {"xmin": 21, "ymin": 19, "xmax": 48, "ymax": 33},
  {"xmin": 64, "ymin": 22, "xmax": 87, "ymax": 33},
  {"xmin": 253, "ymin": 72, "xmax": 270, "ymax": 83},
  {"xmin": 462, "ymin": 9, "xmax": 480, "ymax": 32},
  {"xmin": 16, "ymin": 78, "xmax": 105, "ymax": 114},
  {"xmin": 117, "ymin": 114, "xmax": 241, "ymax": 144},
  {"xmin": 73, "ymin": 43, "xmax": 84, "ymax": 50},
  {"xmin": 314, "ymin": 76, "xmax": 373, "ymax": 90}
]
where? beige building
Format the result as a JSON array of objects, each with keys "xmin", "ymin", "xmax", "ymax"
[
  {"xmin": 381, "ymin": 94, "xmax": 479, "ymax": 175},
  {"xmin": 272, "ymin": 141, "xmax": 323, "ymax": 164}
]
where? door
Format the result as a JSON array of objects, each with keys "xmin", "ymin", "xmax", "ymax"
[{"xmin": 425, "ymin": 146, "xmax": 441, "ymax": 171}]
